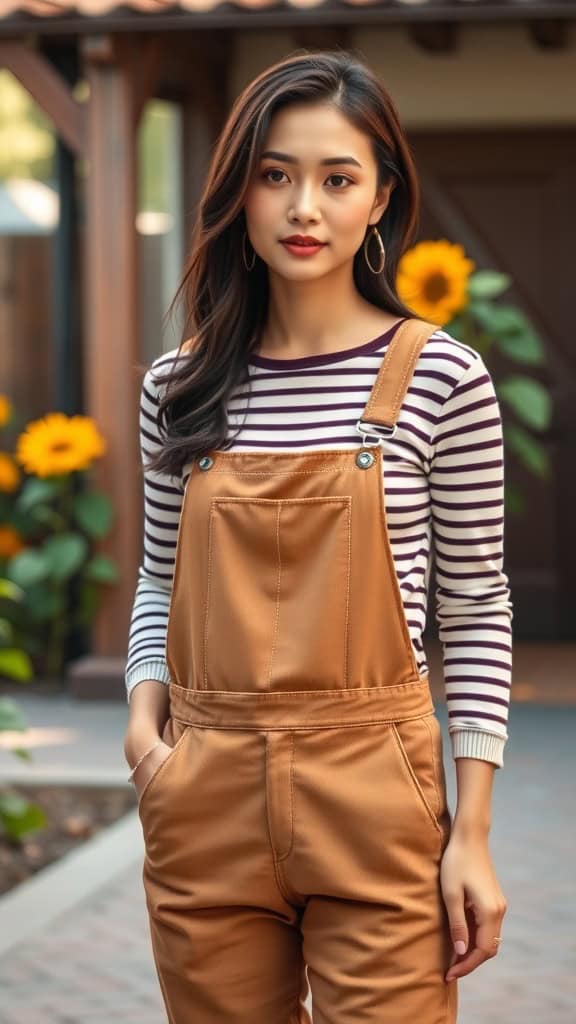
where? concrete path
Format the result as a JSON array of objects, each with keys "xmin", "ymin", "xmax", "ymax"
[{"xmin": 0, "ymin": 686, "xmax": 574, "ymax": 1022}]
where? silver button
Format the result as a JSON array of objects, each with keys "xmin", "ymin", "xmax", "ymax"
[
  {"xmin": 356, "ymin": 450, "xmax": 375, "ymax": 469},
  {"xmin": 198, "ymin": 456, "xmax": 214, "ymax": 471}
]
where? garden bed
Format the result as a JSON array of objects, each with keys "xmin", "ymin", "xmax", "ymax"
[{"xmin": 0, "ymin": 783, "xmax": 137, "ymax": 897}]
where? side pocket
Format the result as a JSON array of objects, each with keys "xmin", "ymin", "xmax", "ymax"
[
  {"xmin": 137, "ymin": 719, "xmax": 192, "ymax": 815},
  {"xmin": 391, "ymin": 713, "xmax": 446, "ymax": 835}
]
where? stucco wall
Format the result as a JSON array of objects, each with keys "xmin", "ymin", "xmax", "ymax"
[{"xmin": 231, "ymin": 22, "xmax": 576, "ymax": 128}]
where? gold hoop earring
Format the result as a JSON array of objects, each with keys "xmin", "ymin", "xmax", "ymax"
[
  {"xmin": 363, "ymin": 226, "xmax": 385, "ymax": 274},
  {"xmin": 242, "ymin": 231, "xmax": 256, "ymax": 271}
]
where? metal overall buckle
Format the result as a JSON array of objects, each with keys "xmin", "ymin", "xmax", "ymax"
[{"xmin": 355, "ymin": 418, "xmax": 397, "ymax": 447}]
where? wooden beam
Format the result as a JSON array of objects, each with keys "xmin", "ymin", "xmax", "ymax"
[
  {"xmin": 83, "ymin": 32, "xmax": 167, "ymax": 126},
  {"xmin": 81, "ymin": 34, "xmax": 141, "ymax": 658},
  {"xmin": 155, "ymin": 31, "xmax": 234, "ymax": 134},
  {"xmin": 408, "ymin": 22, "xmax": 458, "ymax": 54},
  {"xmin": 529, "ymin": 19, "xmax": 568, "ymax": 50},
  {"xmin": 0, "ymin": 40, "xmax": 85, "ymax": 157},
  {"xmin": 290, "ymin": 26, "xmax": 353, "ymax": 51}
]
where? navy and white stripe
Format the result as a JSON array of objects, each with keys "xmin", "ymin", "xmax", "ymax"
[{"xmin": 125, "ymin": 319, "xmax": 513, "ymax": 767}]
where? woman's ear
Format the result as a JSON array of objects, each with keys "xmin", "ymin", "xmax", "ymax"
[{"xmin": 369, "ymin": 178, "xmax": 396, "ymax": 226}]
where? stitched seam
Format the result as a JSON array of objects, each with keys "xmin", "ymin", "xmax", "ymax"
[
  {"xmin": 202, "ymin": 507, "xmax": 216, "ymax": 691},
  {"xmin": 171, "ymin": 712, "xmax": 434, "ymax": 731},
  {"xmin": 390, "ymin": 335, "xmax": 424, "ymax": 416},
  {"xmin": 362, "ymin": 321, "xmax": 408, "ymax": 414},
  {"xmin": 137, "ymin": 725, "xmax": 192, "ymax": 812},
  {"xmin": 212, "ymin": 496, "xmax": 350, "ymax": 503},
  {"xmin": 391, "ymin": 722, "xmax": 442, "ymax": 836},
  {"xmin": 343, "ymin": 499, "xmax": 351, "ymax": 688},
  {"xmin": 267, "ymin": 503, "xmax": 282, "ymax": 690},
  {"xmin": 207, "ymin": 468, "xmax": 358, "ymax": 477},
  {"xmin": 423, "ymin": 712, "xmax": 442, "ymax": 824},
  {"xmin": 169, "ymin": 677, "xmax": 429, "ymax": 698},
  {"xmin": 264, "ymin": 741, "xmax": 295, "ymax": 901},
  {"xmin": 375, "ymin": 450, "xmax": 419, "ymax": 672},
  {"xmin": 364, "ymin": 324, "xmax": 423, "ymax": 420},
  {"xmin": 277, "ymin": 730, "xmax": 295, "ymax": 862},
  {"xmin": 212, "ymin": 448, "xmax": 357, "ymax": 460}
]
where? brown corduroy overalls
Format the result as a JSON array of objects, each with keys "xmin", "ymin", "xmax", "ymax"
[{"xmin": 136, "ymin": 317, "xmax": 458, "ymax": 1024}]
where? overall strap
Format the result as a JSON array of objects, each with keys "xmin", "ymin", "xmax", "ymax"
[{"xmin": 356, "ymin": 318, "xmax": 441, "ymax": 442}]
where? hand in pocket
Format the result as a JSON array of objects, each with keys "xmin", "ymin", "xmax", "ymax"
[{"xmin": 131, "ymin": 740, "xmax": 175, "ymax": 803}]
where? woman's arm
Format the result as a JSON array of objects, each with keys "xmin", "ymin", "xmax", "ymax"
[
  {"xmin": 429, "ymin": 350, "xmax": 513, "ymax": 769},
  {"xmin": 452, "ymin": 757, "xmax": 494, "ymax": 838},
  {"xmin": 428, "ymin": 345, "xmax": 512, "ymax": 979},
  {"xmin": 123, "ymin": 355, "xmax": 186, "ymax": 786},
  {"xmin": 124, "ymin": 680, "xmax": 171, "ymax": 763},
  {"xmin": 442, "ymin": 757, "xmax": 507, "ymax": 983}
]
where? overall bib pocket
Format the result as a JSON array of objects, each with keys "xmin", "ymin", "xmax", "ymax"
[
  {"xmin": 390, "ymin": 712, "xmax": 447, "ymax": 835},
  {"xmin": 203, "ymin": 496, "xmax": 352, "ymax": 691}
]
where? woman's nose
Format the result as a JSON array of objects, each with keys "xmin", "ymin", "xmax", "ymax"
[{"xmin": 289, "ymin": 186, "xmax": 321, "ymax": 221}]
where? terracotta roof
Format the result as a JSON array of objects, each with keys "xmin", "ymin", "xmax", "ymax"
[{"xmin": 2, "ymin": 0, "xmax": 575, "ymax": 17}]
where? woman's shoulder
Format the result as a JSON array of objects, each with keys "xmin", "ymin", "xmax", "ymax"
[
  {"xmin": 143, "ymin": 337, "xmax": 198, "ymax": 393},
  {"xmin": 418, "ymin": 324, "xmax": 486, "ymax": 395}
]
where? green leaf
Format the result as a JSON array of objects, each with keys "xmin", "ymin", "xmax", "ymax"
[
  {"xmin": 0, "ymin": 697, "xmax": 28, "ymax": 731},
  {"xmin": 29, "ymin": 504, "xmax": 63, "ymax": 529},
  {"xmin": 0, "ymin": 578, "xmax": 25, "ymax": 602},
  {"xmin": 72, "ymin": 491, "xmax": 114, "ymax": 539},
  {"xmin": 73, "ymin": 580, "xmax": 100, "ymax": 625},
  {"xmin": 0, "ymin": 792, "xmax": 48, "ymax": 840},
  {"xmin": 25, "ymin": 581, "xmax": 66, "ymax": 621},
  {"xmin": 10, "ymin": 746, "xmax": 33, "ymax": 761},
  {"xmin": 504, "ymin": 482, "xmax": 525, "ymax": 517},
  {"xmin": 498, "ymin": 376, "xmax": 552, "ymax": 431},
  {"xmin": 43, "ymin": 533, "xmax": 88, "ymax": 582},
  {"xmin": 83, "ymin": 554, "xmax": 119, "ymax": 584},
  {"xmin": 16, "ymin": 477, "xmax": 62, "ymax": 512},
  {"xmin": 6, "ymin": 549, "xmax": 50, "ymax": 587},
  {"xmin": 0, "ymin": 648, "xmax": 33, "ymax": 682},
  {"xmin": 0, "ymin": 620, "xmax": 13, "ymax": 643},
  {"xmin": 467, "ymin": 270, "xmax": 511, "ymax": 299},
  {"xmin": 496, "ymin": 327, "xmax": 545, "ymax": 366},
  {"xmin": 503, "ymin": 423, "xmax": 550, "ymax": 478}
]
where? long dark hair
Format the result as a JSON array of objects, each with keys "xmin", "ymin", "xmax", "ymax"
[{"xmin": 145, "ymin": 48, "xmax": 421, "ymax": 478}]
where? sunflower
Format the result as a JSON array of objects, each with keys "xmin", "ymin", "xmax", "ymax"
[
  {"xmin": 15, "ymin": 413, "xmax": 107, "ymax": 478},
  {"xmin": 0, "ymin": 525, "xmax": 26, "ymax": 559},
  {"xmin": 0, "ymin": 394, "xmax": 12, "ymax": 428},
  {"xmin": 396, "ymin": 239, "xmax": 475, "ymax": 326},
  {"xmin": 0, "ymin": 452, "xmax": 21, "ymax": 492}
]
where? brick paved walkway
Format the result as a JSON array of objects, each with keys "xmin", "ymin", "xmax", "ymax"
[{"xmin": 0, "ymin": 701, "xmax": 574, "ymax": 1023}]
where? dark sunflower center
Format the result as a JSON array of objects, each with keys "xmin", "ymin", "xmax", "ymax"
[{"xmin": 423, "ymin": 272, "xmax": 449, "ymax": 303}]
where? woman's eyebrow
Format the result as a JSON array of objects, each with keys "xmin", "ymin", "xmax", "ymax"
[{"xmin": 260, "ymin": 150, "xmax": 362, "ymax": 168}]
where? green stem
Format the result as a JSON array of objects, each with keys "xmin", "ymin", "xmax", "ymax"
[{"xmin": 44, "ymin": 474, "xmax": 74, "ymax": 680}]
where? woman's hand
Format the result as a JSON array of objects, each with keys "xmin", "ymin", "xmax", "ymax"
[
  {"xmin": 124, "ymin": 723, "xmax": 174, "ymax": 802},
  {"xmin": 440, "ymin": 831, "xmax": 508, "ymax": 982}
]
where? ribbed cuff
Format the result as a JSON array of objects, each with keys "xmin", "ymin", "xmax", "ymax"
[
  {"xmin": 125, "ymin": 660, "xmax": 171, "ymax": 703},
  {"xmin": 449, "ymin": 728, "xmax": 506, "ymax": 768}
]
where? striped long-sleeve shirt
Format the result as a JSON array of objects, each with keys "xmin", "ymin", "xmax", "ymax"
[{"xmin": 125, "ymin": 318, "xmax": 513, "ymax": 767}]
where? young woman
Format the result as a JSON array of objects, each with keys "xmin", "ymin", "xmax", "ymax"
[{"xmin": 123, "ymin": 50, "xmax": 511, "ymax": 1023}]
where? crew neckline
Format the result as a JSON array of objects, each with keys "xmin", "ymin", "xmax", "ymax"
[{"xmin": 248, "ymin": 317, "xmax": 408, "ymax": 369}]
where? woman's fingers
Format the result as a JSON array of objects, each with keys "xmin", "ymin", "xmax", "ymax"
[
  {"xmin": 446, "ymin": 900, "xmax": 505, "ymax": 981},
  {"xmin": 133, "ymin": 740, "xmax": 173, "ymax": 801}
]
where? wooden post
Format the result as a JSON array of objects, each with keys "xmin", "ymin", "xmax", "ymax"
[{"xmin": 81, "ymin": 34, "xmax": 141, "ymax": 671}]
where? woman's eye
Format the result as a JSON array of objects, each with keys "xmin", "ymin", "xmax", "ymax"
[
  {"xmin": 327, "ymin": 174, "xmax": 352, "ymax": 189},
  {"xmin": 261, "ymin": 169, "xmax": 352, "ymax": 189},
  {"xmin": 262, "ymin": 168, "xmax": 287, "ymax": 184}
]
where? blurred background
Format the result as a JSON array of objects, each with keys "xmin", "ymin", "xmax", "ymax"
[
  {"xmin": 0, "ymin": 3, "xmax": 574, "ymax": 1023},
  {"xmin": 2, "ymin": 1, "xmax": 576, "ymax": 676}
]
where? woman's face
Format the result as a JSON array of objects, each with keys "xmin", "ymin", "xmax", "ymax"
[{"xmin": 243, "ymin": 101, "xmax": 394, "ymax": 280}]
